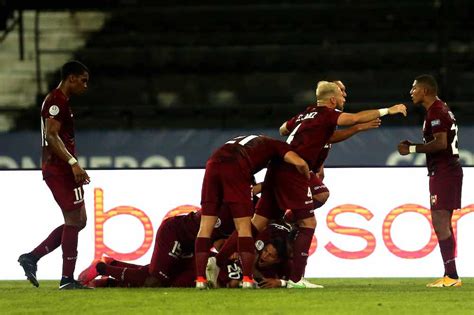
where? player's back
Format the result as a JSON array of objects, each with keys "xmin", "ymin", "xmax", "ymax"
[
  {"xmin": 286, "ymin": 106, "xmax": 341, "ymax": 171},
  {"xmin": 210, "ymin": 135, "xmax": 291, "ymax": 174}
]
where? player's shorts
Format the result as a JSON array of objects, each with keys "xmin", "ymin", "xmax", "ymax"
[
  {"xmin": 149, "ymin": 217, "xmax": 194, "ymax": 284},
  {"xmin": 169, "ymin": 258, "xmax": 196, "ymax": 287},
  {"xmin": 44, "ymin": 174, "xmax": 84, "ymax": 212},
  {"xmin": 256, "ymin": 163, "xmax": 313, "ymax": 221},
  {"xmin": 309, "ymin": 173, "xmax": 329, "ymax": 195},
  {"xmin": 429, "ymin": 173, "xmax": 463, "ymax": 211},
  {"xmin": 201, "ymin": 159, "xmax": 253, "ymax": 218}
]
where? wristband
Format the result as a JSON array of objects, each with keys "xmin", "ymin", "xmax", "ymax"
[
  {"xmin": 378, "ymin": 108, "xmax": 389, "ymax": 117},
  {"xmin": 280, "ymin": 279, "xmax": 287, "ymax": 287},
  {"xmin": 409, "ymin": 145, "xmax": 416, "ymax": 154},
  {"xmin": 68, "ymin": 157, "xmax": 78, "ymax": 166}
]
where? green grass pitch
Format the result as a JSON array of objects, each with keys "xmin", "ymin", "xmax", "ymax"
[{"xmin": 1, "ymin": 278, "xmax": 472, "ymax": 314}]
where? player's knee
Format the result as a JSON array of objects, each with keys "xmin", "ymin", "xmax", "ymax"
[{"xmin": 298, "ymin": 216, "xmax": 317, "ymax": 229}]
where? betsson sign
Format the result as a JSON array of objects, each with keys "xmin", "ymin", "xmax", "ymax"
[{"xmin": 1, "ymin": 168, "xmax": 473, "ymax": 280}]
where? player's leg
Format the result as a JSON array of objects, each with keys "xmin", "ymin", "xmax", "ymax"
[
  {"xmin": 429, "ymin": 210, "xmax": 460, "ymax": 286},
  {"xmin": 96, "ymin": 262, "xmax": 150, "ymax": 287},
  {"xmin": 426, "ymin": 174, "xmax": 462, "ymax": 287},
  {"xmin": 59, "ymin": 203, "xmax": 89, "ymax": 289},
  {"xmin": 18, "ymin": 224, "xmax": 64, "ymax": 287},
  {"xmin": 232, "ymin": 211, "xmax": 255, "ymax": 288},
  {"xmin": 148, "ymin": 219, "xmax": 183, "ymax": 287},
  {"xmin": 310, "ymin": 173, "xmax": 330, "ymax": 209},
  {"xmin": 195, "ymin": 214, "xmax": 218, "ymax": 288}
]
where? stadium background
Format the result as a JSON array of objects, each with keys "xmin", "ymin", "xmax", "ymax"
[{"xmin": 1, "ymin": 0, "xmax": 473, "ymax": 283}]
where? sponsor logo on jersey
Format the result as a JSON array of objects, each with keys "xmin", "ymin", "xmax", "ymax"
[
  {"xmin": 431, "ymin": 119, "xmax": 441, "ymax": 127},
  {"xmin": 49, "ymin": 105, "xmax": 60, "ymax": 116}
]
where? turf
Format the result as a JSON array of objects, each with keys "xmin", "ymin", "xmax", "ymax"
[{"xmin": 0, "ymin": 279, "xmax": 472, "ymax": 314}]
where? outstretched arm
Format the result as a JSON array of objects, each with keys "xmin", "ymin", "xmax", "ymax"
[
  {"xmin": 329, "ymin": 119, "xmax": 381, "ymax": 143},
  {"xmin": 337, "ymin": 104, "xmax": 407, "ymax": 126}
]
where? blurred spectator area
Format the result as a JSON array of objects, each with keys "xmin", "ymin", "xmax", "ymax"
[{"xmin": 5, "ymin": 0, "xmax": 474, "ymax": 129}]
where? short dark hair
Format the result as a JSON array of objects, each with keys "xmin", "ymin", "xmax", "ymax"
[
  {"xmin": 61, "ymin": 60, "xmax": 89, "ymax": 80},
  {"xmin": 415, "ymin": 74, "xmax": 438, "ymax": 94},
  {"xmin": 267, "ymin": 237, "xmax": 287, "ymax": 260}
]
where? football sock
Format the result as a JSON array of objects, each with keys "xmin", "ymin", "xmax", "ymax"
[
  {"xmin": 31, "ymin": 225, "xmax": 64, "ymax": 260},
  {"xmin": 103, "ymin": 265, "xmax": 148, "ymax": 287},
  {"xmin": 290, "ymin": 227, "xmax": 315, "ymax": 283},
  {"xmin": 195, "ymin": 237, "xmax": 211, "ymax": 278},
  {"xmin": 238, "ymin": 236, "xmax": 255, "ymax": 279},
  {"xmin": 61, "ymin": 225, "xmax": 80, "ymax": 279},
  {"xmin": 439, "ymin": 232, "xmax": 458, "ymax": 279},
  {"xmin": 216, "ymin": 224, "xmax": 259, "ymax": 267}
]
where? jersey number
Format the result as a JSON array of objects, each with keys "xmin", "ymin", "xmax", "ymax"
[
  {"xmin": 286, "ymin": 124, "xmax": 302, "ymax": 144},
  {"xmin": 73, "ymin": 187, "xmax": 83, "ymax": 202},
  {"xmin": 226, "ymin": 135, "xmax": 258, "ymax": 146},
  {"xmin": 451, "ymin": 124, "xmax": 459, "ymax": 155}
]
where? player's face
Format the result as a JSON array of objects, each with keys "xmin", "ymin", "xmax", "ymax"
[
  {"xmin": 334, "ymin": 88, "xmax": 346, "ymax": 111},
  {"xmin": 410, "ymin": 80, "xmax": 424, "ymax": 105},
  {"xmin": 334, "ymin": 81, "xmax": 347, "ymax": 98},
  {"xmin": 257, "ymin": 244, "xmax": 280, "ymax": 268},
  {"xmin": 71, "ymin": 72, "xmax": 89, "ymax": 95}
]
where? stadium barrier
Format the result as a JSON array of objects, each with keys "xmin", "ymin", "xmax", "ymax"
[{"xmin": 1, "ymin": 167, "xmax": 473, "ymax": 280}]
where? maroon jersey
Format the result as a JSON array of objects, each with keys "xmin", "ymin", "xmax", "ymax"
[
  {"xmin": 423, "ymin": 99, "xmax": 462, "ymax": 176},
  {"xmin": 285, "ymin": 106, "xmax": 341, "ymax": 171},
  {"xmin": 41, "ymin": 88, "xmax": 76, "ymax": 178},
  {"xmin": 286, "ymin": 107, "xmax": 332, "ymax": 172},
  {"xmin": 209, "ymin": 135, "xmax": 291, "ymax": 174}
]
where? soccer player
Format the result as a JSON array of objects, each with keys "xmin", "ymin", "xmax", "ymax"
[
  {"xmin": 18, "ymin": 61, "xmax": 91, "ymax": 290},
  {"xmin": 280, "ymin": 80, "xmax": 381, "ymax": 209},
  {"xmin": 398, "ymin": 74, "xmax": 463, "ymax": 287},
  {"xmin": 217, "ymin": 81, "xmax": 406, "ymax": 289},
  {"xmin": 78, "ymin": 210, "xmax": 233, "ymax": 288},
  {"xmin": 195, "ymin": 135, "xmax": 310, "ymax": 289}
]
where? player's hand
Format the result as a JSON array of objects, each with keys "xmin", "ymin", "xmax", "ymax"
[
  {"xmin": 71, "ymin": 163, "xmax": 90, "ymax": 185},
  {"xmin": 356, "ymin": 118, "xmax": 381, "ymax": 131},
  {"xmin": 388, "ymin": 104, "xmax": 407, "ymax": 117},
  {"xmin": 258, "ymin": 278, "xmax": 282, "ymax": 289},
  {"xmin": 296, "ymin": 162, "xmax": 310, "ymax": 180},
  {"xmin": 397, "ymin": 140, "xmax": 412, "ymax": 155}
]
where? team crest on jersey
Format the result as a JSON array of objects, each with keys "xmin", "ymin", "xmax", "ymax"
[
  {"xmin": 431, "ymin": 119, "xmax": 441, "ymax": 127},
  {"xmin": 430, "ymin": 194, "xmax": 438, "ymax": 206},
  {"xmin": 255, "ymin": 240, "xmax": 264, "ymax": 251},
  {"xmin": 49, "ymin": 105, "xmax": 60, "ymax": 116},
  {"xmin": 214, "ymin": 218, "xmax": 221, "ymax": 228}
]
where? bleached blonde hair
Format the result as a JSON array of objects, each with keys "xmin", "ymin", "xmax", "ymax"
[{"xmin": 315, "ymin": 81, "xmax": 340, "ymax": 102}]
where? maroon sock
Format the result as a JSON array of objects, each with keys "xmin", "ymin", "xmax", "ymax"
[
  {"xmin": 216, "ymin": 224, "xmax": 259, "ymax": 267},
  {"xmin": 216, "ymin": 231, "xmax": 238, "ymax": 267},
  {"xmin": 439, "ymin": 233, "xmax": 458, "ymax": 279},
  {"xmin": 61, "ymin": 225, "xmax": 80, "ymax": 279},
  {"xmin": 238, "ymin": 237, "xmax": 255, "ymax": 278},
  {"xmin": 104, "ymin": 265, "xmax": 148, "ymax": 287},
  {"xmin": 31, "ymin": 225, "xmax": 64, "ymax": 260},
  {"xmin": 290, "ymin": 227, "xmax": 315, "ymax": 282},
  {"xmin": 195, "ymin": 237, "xmax": 211, "ymax": 278}
]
